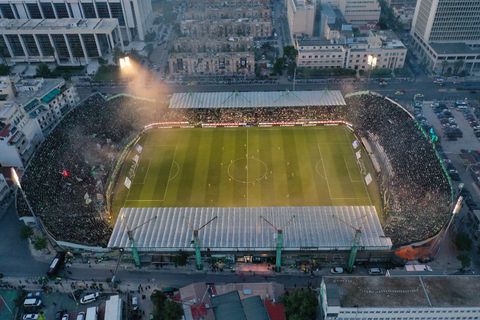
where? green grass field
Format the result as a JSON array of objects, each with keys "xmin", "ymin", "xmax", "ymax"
[{"xmin": 112, "ymin": 126, "xmax": 381, "ymax": 214}]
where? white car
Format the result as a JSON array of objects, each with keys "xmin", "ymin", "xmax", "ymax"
[
  {"xmin": 80, "ymin": 292, "xmax": 100, "ymax": 304},
  {"xmin": 22, "ymin": 314, "xmax": 39, "ymax": 320},
  {"xmin": 61, "ymin": 314, "xmax": 69, "ymax": 320},
  {"xmin": 330, "ymin": 267, "xmax": 344, "ymax": 274}
]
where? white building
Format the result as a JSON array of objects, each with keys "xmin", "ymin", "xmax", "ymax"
[
  {"xmin": 0, "ymin": 77, "xmax": 79, "ymax": 167},
  {"xmin": 411, "ymin": 0, "xmax": 480, "ymax": 75},
  {"xmin": 0, "ymin": 0, "xmax": 151, "ymax": 41},
  {"xmin": 287, "ymin": 0, "xmax": 316, "ymax": 39},
  {"xmin": 296, "ymin": 30, "xmax": 407, "ymax": 70},
  {"xmin": 0, "ymin": 18, "xmax": 123, "ymax": 65},
  {"xmin": 321, "ymin": 0, "xmax": 380, "ymax": 27},
  {"xmin": 320, "ymin": 276, "xmax": 480, "ymax": 320},
  {"xmin": 296, "ymin": 39, "xmax": 347, "ymax": 69}
]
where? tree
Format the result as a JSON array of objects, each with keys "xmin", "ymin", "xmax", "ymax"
[
  {"xmin": 151, "ymin": 290, "xmax": 183, "ymax": 320},
  {"xmin": 0, "ymin": 64, "xmax": 10, "ymax": 76},
  {"xmin": 33, "ymin": 236, "xmax": 47, "ymax": 250},
  {"xmin": 162, "ymin": 300, "xmax": 183, "ymax": 320},
  {"xmin": 454, "ymin": 232, "xmax": 472, "ymax": 251},
  {"xmin": 20, "ymin": 224, "xmax": 33, "ymax": 239},
  {"xmin": 283, "ymin": 45, "xmax": 298, "ymax": 63},
  {"xmin": 457, "ymin": 253, "xmax": 471, "ymax": 270},
  {"xmin": 272, "ymin": 57, "xmax": 285, "ymax": 75},
  {"xmin": 36, "ymin": 63, "xmax": 51, "ymax": 77},
  {"xmin": 144, "ymin": 31, "xmax": 157, "ymax": 42},
  {"xmin": 281, "ymin": 288, "xmax": 318, "ymax": 320}
]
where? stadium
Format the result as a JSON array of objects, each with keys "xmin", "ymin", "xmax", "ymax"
[{"xmin": 17, "ymin": 89, "xmax": 455, "ymax": 269}]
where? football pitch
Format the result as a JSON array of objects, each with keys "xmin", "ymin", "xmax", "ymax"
[{"xmin": 112, "ymin": 126, "xmax": 381, "ymax": 214}]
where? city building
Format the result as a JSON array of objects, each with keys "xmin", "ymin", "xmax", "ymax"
[
  {"xmin": 322, "ymin": 0, "xmax": 380, "ymax": 27},
  {"xmin": 411, "ymin": 0, "xmax": 480, "ymax": 75},
  {"xmin": 0, "ymin": 168, "xmax": 13, "ymax": 209},
  {"xmin": 296, "ymin": 30, "xmax": 407, "ymax": 70},
  {"xmin": 0, "ymin": 18, "xmax": 123, "ymax": 65},
  {"xmin": 345, "ymin": 30, "xmax": 407, "ymax": 70},
  {"xmin": 287, "ymin": 0, "xmax": 316, "ymax": 39},
  {"xmin": 168, "ymin": 52, "xmax": 255, "ymax": 76},
  {"xmin": 296, "ymin": 39, "xmax": 347, "ymax": 69},
  {"xmin": 0, "ymin": 76, "xmax": 78, "ymax": 167},
  {"xmin": 0, "ymin": 0, "xmax": 151, "ymax": 41},
  {"xmin": 320, "ymin": 3, "xmax": 352, "ymax": 40},
  {"xmin": 169, "ymin": 0, "xmax": 270, "ymax": 77},
  {"xmin": 392, "ymin": 5, "xmax": 415, "ymax": 30},
  {"xmin": 179, "ymin": 282, "xmax": 286, "ymax": 320},
  {"xmin": 320, "ymin": 276, "xmax": 480, "ymax": 319}
]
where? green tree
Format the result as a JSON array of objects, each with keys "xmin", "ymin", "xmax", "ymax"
[
  {"xmin": 36, "ymin": 63, "xmax": 51, "ymax": 77},
  {"xmin": 272, "ymin": 57, "xmax": 285, "ymax": 75},
  {"xmin": 0, "ymin": 64, "xmax": 10, "ymax": 76},
  {"xmin": 20, "ymin": 224, "xmax": 33, "ymax": 239},
  {"xmin": 281, "ymin": 288, "xmax": 318, "ymax": 320},
  {"xmin": 145, "ymin": 31, "xmax": 157, "ymax": 42},
  {"xmin": 162, "ymin": 300, "xmax": 183, "ymax": 320},
  {"xmin": 33, "ymin": 236, "xmax": 47, "ymax": 250},
  {"xmin": 283, "ymin": 45, "xmax": 298, "ymax": 63},
  {"xmin": 454, "ymin": 232, "xmax": 472, "ymax": 251},
  {"xmin": 457, "ymin": 253, "xmax": 471, "ymax": 270},
  {"xmin": 151, "ymin": 290, "xmax": 183, "ymax": 320}
]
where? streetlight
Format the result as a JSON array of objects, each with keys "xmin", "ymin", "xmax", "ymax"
[
  {"xmin": 367, "ymin": 54, "xmax": 377, "ymax": 92},
  {"xmin": 11, "ymin": 168, "xmax": 39, "ymax": 227}
]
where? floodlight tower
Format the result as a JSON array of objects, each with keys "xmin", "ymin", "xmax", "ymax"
[
  {"xmin": 261, "ymin": 215, "xmax": 296, "ymax": 272},
  {"xmin": 367, "ymin": 54, "xmax": 377, "ymax": 92},
  {"xmin": 333, "ymin": 214, "xmax": 367, "ymax": 273},
  {"xmin": 119, "ymin": 213, "xmax": 157, "ymax": 267},
  {"xmin": 189, "ymin": 216, "xmax": 218, "ymax": 270}
]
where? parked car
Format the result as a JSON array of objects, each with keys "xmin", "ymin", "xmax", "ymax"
[
  {"xmin": 80, "ymin": 292, "xmax": 100, "ymax": 304},
  {"xmin": 76, "ymin": 312, "xmax": 85, "ymax": 320},
  {"xmin": 22, "ymin": 314, "xmax": 39, "ymax": 320},
  {"xmin": 330, "ymin": 267, "xmax": 344, "ymax": 274},
  {"xmin": 368, "ymin": 267, "xmax": 386, "ymax": 275},
  {"xmin": 61, "ymin": 314, "xmax": 69, "ymax": 320}
]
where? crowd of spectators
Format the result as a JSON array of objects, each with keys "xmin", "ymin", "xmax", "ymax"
[
  {"xmin": 19, "ymin": 95, "xmax": 157, "ymax": 246},
  {"xmin": 19, "ymin": 92, "xmax": 451, "ymax": 246},
  {"xmin": 343, "ymin": 95, "xmax": 451, "ymax": 245}
]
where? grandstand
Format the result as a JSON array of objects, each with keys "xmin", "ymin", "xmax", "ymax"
[{"xmin": 19, "ymin": 90, "xmax": 453, "ymax": 265}]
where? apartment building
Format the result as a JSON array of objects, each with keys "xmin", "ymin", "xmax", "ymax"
[
  {"xmin": 296, "ymin": 39, "xmax": 347, "ymax": 69},
  {"xmin": 320, "ymin": 0, "xmax": 380, "ymax": 27},
  {"xmin": 296, "ymin": 30, "xmax": 407, "ymax": 70},
  {"xmin": 411, "ymin": 0, "xmax": 480, "ymax": 75},
  {"xmin": 287, "ymin": 0, "xmax": 316, "ymax": 39},
  {"xmin": 169, "ymin": 52, "xmax": 254, "ymax": 76},
  {"xmin": 0, "ymin": 18, "xmax": 122, "ymax": 65},
  {"xmin": 0, "ymin": 0, "xmax": 151, "ymax": 41},
  {"xmin": 0, "ymin": 77, "xmax": 78, "ymax": 167},
  {"xmin": 180, "ymin": 19, "xmax": 272, "ymax": 38},
  {"xmin": 320, "ymin": 276, "xmax": 480, "ymax": 320}
]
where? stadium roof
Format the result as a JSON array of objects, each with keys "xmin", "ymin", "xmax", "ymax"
[
  {"xmin": 168, "ymin": 90, "xmax": 346, "ymax": 109},
  {"xmin": 108, "ymin": 206, "xmax": 392, "ymax": 252}
]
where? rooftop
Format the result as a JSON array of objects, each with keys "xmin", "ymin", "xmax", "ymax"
[
  {"xmin": 430, "ymin": 42, "xmax": 480, "ymax": 56},
  {"xmin": 169, "ymin": 90, "xmax": 346, "ymax": 109},
  {"xmin": 0, "ymin": 18, "xmax": 119, "ymax": 33},
  {"xmin": 13, "ymin": 78, "xmax": 64, "ymax": 107},
  {"xmin": 324, "ymin": 276, "xmax": 480, "ymax": 308},
  {"xmin": 108, "ymin": 206, "xmax": 392, "ymax": 251}
]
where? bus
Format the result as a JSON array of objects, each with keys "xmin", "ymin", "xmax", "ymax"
[{"xmin": 47, "ymin": 252, "xmax": 66, "ymax": 277}]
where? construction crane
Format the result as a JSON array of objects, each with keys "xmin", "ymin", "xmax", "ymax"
[
  {"xmin": 119, "ymin": 213, "xmax": 157, "ymax": 267},
  {"xmin": 332, "ymin": 214, "xmax": 367, "ymax": 273},
  {"xmin": 188, "ymin": 216, "xmax": 218, "ymax": 270},
  {"xmin": 261, "ymin": 215, "xmax": 296, "ymax": 272}
]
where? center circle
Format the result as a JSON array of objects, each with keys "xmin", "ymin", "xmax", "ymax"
[{"xmin": 227, "ymin": 157, "xmax": 268, "ymax": 184}]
